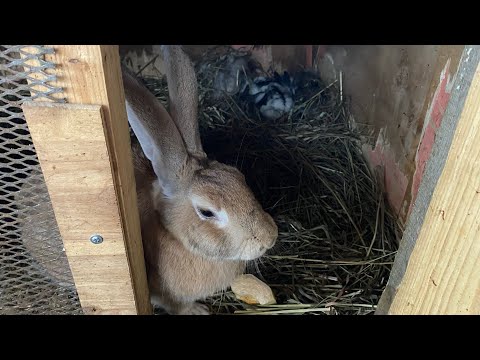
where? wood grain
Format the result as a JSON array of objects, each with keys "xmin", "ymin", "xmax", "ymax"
[
  {"xmin": 22, "ymin": 102, "xmax": 139, "ymax": 314},
  {"xmin": 22, "ymin": 45, "xmax": 151, "ymax": 314},
  {"xmin": 388, "ymin": 61, "xmax": 480, "ymax": 314}
]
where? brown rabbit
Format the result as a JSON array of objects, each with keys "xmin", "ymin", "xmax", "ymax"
[{"xmin": 122, "ymin": 45, "xmax": 278, "ymax": 315}]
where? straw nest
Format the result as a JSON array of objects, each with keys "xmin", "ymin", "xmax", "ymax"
[{"xmin": 137, "ymin": 46, "xmax": 400, "ymax": 315}]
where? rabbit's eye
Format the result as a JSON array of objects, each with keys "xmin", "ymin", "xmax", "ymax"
[{"xmin": 199, "ymin": 208, "xmax": 215, "ymax": 219}]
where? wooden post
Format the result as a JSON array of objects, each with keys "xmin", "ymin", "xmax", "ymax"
[
  {"xmin": 22, "ymin": 46, "xmax": 151, "ymax": 314},
  {"xmin": 379, "ymin": 47, "xmax": 480, "ymax": 314}
]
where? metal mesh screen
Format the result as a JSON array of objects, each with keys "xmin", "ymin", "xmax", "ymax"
[{"xmin": 0, "ymin": 45, "xmax": 82, "ymax": 314}]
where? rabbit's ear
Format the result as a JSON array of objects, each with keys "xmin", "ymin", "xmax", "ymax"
[
  {"xmin": 122, "ymin": 68, "xmax": 189, "ymax": 197},
  {"xmin": 161, "ymin": 45, "xmax": 205, "ymax": 157}
]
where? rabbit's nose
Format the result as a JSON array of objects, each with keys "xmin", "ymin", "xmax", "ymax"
[
  {"xmin": 266, "ymin": 235, "xmax": 277, "ymax": 249},
  {"xmin": 259, "ymin": 237, "xmax": 276, "ymax": 253},
  {"xmin": 268, "ymin": 222, "xmax": 278, "ymax": 248}
]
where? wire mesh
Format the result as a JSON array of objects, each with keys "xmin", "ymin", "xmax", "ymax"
[{"xmin": 0, "ymin": 45, "xmax": 82, "ymax": 314}]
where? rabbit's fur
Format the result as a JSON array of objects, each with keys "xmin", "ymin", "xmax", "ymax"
[{"xmin": 122, "ymin": 45, "xmax": 278, "ymax": 315}]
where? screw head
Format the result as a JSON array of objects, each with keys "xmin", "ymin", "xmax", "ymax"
[{"xmin": 90, "ymin": 234, "xmax": 103, "ymax": 244}]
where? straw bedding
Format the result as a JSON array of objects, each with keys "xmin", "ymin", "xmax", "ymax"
[{"xmin": 135, "ymin": 46, "xmax": 400, "ymax": 315}]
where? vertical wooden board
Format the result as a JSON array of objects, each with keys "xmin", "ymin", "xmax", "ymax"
[
  {"xmin": 388, "ymin": 61, "xmax": 480, "ymax": 314},
  {"xmin": 21, "ymin": 45, "xmax": 151, "ymax": 314},
  {"xmin": 22, "ymin": 102, "xmax": 140, "ymax": 314}
]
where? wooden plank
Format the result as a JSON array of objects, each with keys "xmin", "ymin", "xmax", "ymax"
[
  {"xmin": 375, "ymin": 46, "xmax": 478, "ymax": 315},
  {"xmin": 22, "ymin": 102, "xmax": 139, "ymax": 314},
  {"xmin": 388, "ymin": 59, "xmax": 480, "ymax": 314},
  {"xmin": 25, "ymin": 45, "xmax": 151, "ymax": 314}
]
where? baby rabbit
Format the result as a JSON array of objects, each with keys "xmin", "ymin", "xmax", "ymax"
[{"xmin": 122, "ymin": 45, "xmax": 278, "ymax": 315}]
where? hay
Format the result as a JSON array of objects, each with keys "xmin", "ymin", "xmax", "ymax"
[{"xmin": 138, "ymin": 46, "xmax": 400, "ymax": 315}]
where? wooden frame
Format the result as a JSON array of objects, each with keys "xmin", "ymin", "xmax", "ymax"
[
  {"xmin": 22, "ymin": 46, "xmax": 151, "ymax": 315},
  {"xmin": 377, "ymin": 46, "xmax": 480, "ymax": 314}
]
